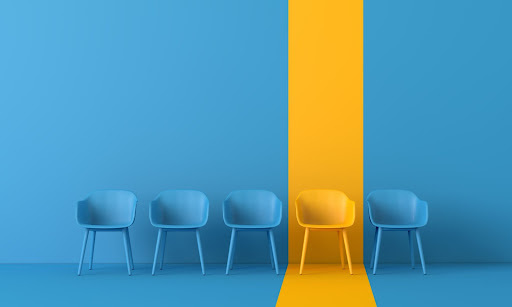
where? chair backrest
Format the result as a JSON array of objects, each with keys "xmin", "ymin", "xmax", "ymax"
[
  {"xmin": 366, "ymin": 190, "xmax": 428, "ymax": 227},
  {"xmin": 295, "ymin": 190, "xmax": 355, "ymax": 227},
  {"xmin": 78, "ymin": 190, "xmax": 137, "ymax": 226},
  {"xmin": 223, "ymin": 190, "xmax": 282, "ymax": 227},
  {"xmin": 150, "ymin": 190, "xmax": 209, "ymax": 227}
]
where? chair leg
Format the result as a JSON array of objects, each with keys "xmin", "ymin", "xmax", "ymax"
[
  {"xmin": 196, "ymin": 229, "xmax": 205, "ymax": 275},
  {"xmin": 337, "ymin": 230, "xmax": 345, "ymax": 269},
  {"xmin": 372, "ymin": 227, "xmax": 382, "ymax": 275},
  {"xmin": 229, "ymin": 229, "xmax": 237, "ymax": 270},
  {"xmin": 269, "ymin": 229, "xmax": 279, "ymax": 275},
  {"xmin": 299, "ymin": 228, "xmax": 309, "ymax": 275},
  {"xmin": 122, "ymin": 228, "xmax": 132, "ymax": 276},
  {"xmin": 126, "ymin": 229, "xmax": 134, "ymax": 270},
  {"xmin": 370, "ymin": 227, "xmax": 378, "ymax": 269},
  {"xmin": 409, "ymin": 230, "xmax": 415, "ymax": 269},
  {"xmin": 77, "ymin": 229, "xmax": 89, "ymax": 276},
  {"xmin": 416, "ymin": 229, "xmax": 427, "ymax": 275},
  {"xmin": 160, "ymin": 231, "xmax": 167, "ymax": 270},
  {"xmin": 152, "ymin": 229, "xmax": 163, "ymax": 276},
  {"xmin": 342, "ymin": 229, "xmax": 353, "ymax": 275},
  {"xmin": 226, "ymin": 228, "xmax": 236, "ymax": 275},
  {"xmin": 89, "ymin": 231, "xmax": 96, "ymax": 270},
  {"xmin": 267, "ymin": 230, "xmax": 275, "ymax": 270}
]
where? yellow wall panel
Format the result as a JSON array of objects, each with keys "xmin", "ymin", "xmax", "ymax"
[{"xmin": 288, "ymin": 0, "xmax": 364, "ymax": 264}]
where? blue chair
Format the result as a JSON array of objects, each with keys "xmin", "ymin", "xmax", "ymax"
[
  {"xmin": 76, "ymin": 190, "xmax": 137, "ymax": 276},
  {"xmin": 367, "ymin": 190, "xmax": 428, "ymax": 275},
  {"xmin": 223, "ymin": 190, "xmax": 282, "ymax": 275},
  {"xmin": 150, "ymin": 190, "xmax": 209, "ymax": 276}
]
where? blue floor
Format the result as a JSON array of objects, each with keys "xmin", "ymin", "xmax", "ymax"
[
  {"xmin": 1, "ymin": 263, "xmax": 509, "ymax": 306},
  {"xmin": 0, "ymin": 264, "xmax": 286, "ymax": 307},
  {"xmin": 366, "ymin": 263, "xmax": 512, "ymax": 306}
]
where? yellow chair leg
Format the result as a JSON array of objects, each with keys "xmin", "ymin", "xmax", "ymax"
[
  {"xmin": 337, "ymin": 230, "xmax": 345, "ymax": 269},
  {"xmin": 342, "ymin": 229, "xmax": 353, "ymax": 275},
  {"xmin": 299, "ymin": 228, "xmax": 309, "ymax": 275}
]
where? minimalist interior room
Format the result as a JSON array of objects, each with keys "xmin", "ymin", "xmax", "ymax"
[{"xmin": 1, "ymin": 1, "xmax": 510, "ymax": 306}]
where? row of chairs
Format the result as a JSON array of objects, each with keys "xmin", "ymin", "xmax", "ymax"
[
  {"xmin": 77, "ymin": 190, "xmax": 282, "ymax": 276},
  {"xmin": 76, "ymin": 189, "xmax": 428, "ymax": 276}
]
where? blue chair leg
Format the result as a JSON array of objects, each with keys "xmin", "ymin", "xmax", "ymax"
[
  {"xmin": 126, "ymin": 229, "xmax": 134, "ymax": 270},
  {"xmin": 370, "ymin": 227, "xmax": 378, "ymax": 269},
  {"xmin": 229, "ymin": 229, "xmax": 237, "ymax": 270},
  {"xmin": 269, "ymin": 229, "xmax": 279, "ymax": 275},
  {"xmin": 409, "ymin": 230, "xmax": 415, "ymax": 269},
  {"xmin": 160, "ymin": 231, "xmax": 167, "ymax": 270},
  {"xmin": 416, "ymin": 229, "xmax": 427, "ymax": 275},
  {"xmin": 122, "ymin": 228, "xmax": 132, "ymax": 276},
  {"xmin": 226, "ymin": 228, "xmax": 236, "ymax": 275},
  {"xmin": 372, "ymin": 227, "xmax": 382, "ymax": 275},
  {"xmin": 196, "ymin": 229, "xmax": 205, "ymax": 275},
  {"xmin": 77, "ymin": 229, "xmax": 89, "ymax": 276},
  {"xmin": 267, "ymin": 230, "xmax": 275, "ymax": 270},
  {"xmin": 152, "ymin": 229, "xmax": 163, "ymax": 276},
  {"xmin": 89, "ymin": 230, "xmax": 96, "ymax": 270}
]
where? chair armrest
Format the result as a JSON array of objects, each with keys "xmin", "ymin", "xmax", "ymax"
[
  {"xmin": 345, "ymin": 200, "xmax": 356, "ymax": 226},
  {"xmin": 76, "ymin": 200, "xmax": 90, "ymax": 226},
  {"xmin": 149, "ymin": 200, "xmax": 160, "ymax": 226},
  {"xmin": 416, "ymin": 200, "xmax": 429, "ymax": 226}
]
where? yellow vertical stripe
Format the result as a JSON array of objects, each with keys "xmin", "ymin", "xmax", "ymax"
[
  {"xmin": 288, "ymin": 0, "xmax": 364, "ymax": 264},
  {"xmin": 278, "ymin": 0, "xmax": 374, "ymax": 305}
]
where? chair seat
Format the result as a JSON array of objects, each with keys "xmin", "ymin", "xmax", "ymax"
[
  {"xmin": 152, "ymin": 223, "xmax": 203, "ymax": 229},
  {"xmin": 373, "ymin": 223, "xmax": 423, "ymax": 229},
  {"xmin": 300, "ymin": 223, "xmax": 352, "ymax": 229},
  {"xmin": 225, "ymin": 223, "xmax": 276, "ymax": 229},
  {"xmin": 79, "ymin": 223, "xmax": 130, "ymax": 230}
]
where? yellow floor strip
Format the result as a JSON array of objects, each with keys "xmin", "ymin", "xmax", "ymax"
[{"xmin": 276, "ymin": 265, "xmax": 376, "ymax": 306}]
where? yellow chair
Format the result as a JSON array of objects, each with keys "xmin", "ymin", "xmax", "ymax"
[{"xmin": 295, "ymin": 189, "xmax": 355, "ymax": 275}]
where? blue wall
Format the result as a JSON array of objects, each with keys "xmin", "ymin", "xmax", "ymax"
[
  {"xmin": 4, "ymin": 0, "xmax": 510, "ymax": 265},
  {"xmin": 364, "ymin": 0, "xmax": 512, "ymax": 262},
  {"xmin": 0, "ymin": 1, "xmax": 288, "ymax": 263}
]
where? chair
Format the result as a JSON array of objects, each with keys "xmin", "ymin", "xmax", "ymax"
[
  {"xmin": 76, "ymin": 190, "xmax": 137, "ymax": 276},
  {"xmin": 150, "ymin": 190, "xmax": 209, "ymax": 275},
  {"xmin": 367, "ymin": 190, "xmax": 428, "ymax": 275},
  {"xmin": 295, "ymin": 190, "xmax": 355, "ymax": 275},
  {"xmin": 223, "ymin": 190, "xmax": 282, "ymax": 275}
]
